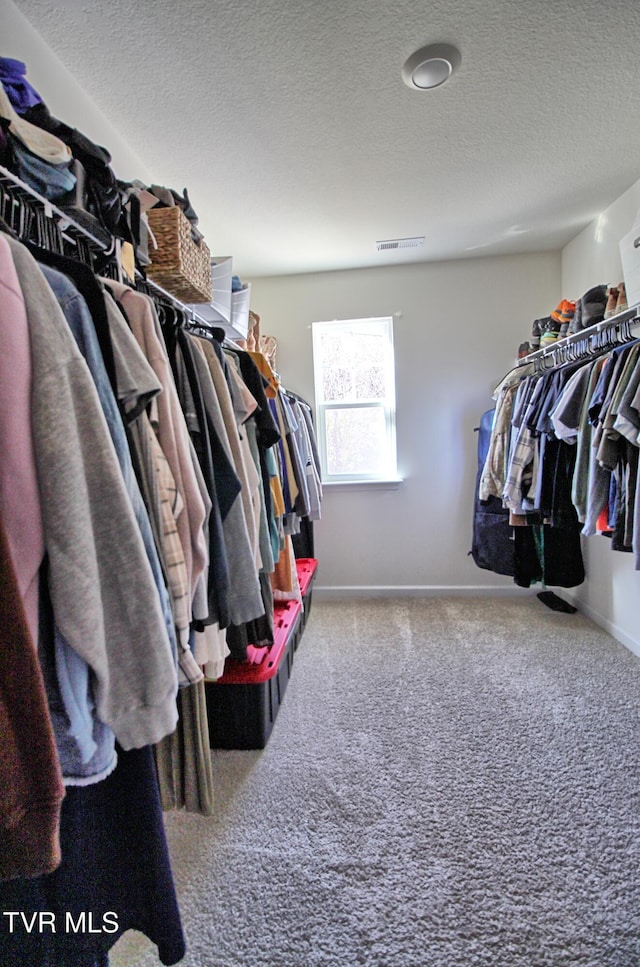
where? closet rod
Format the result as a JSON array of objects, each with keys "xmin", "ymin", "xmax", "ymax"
[
  {"xmin": 222, "ymin": 334, "xmax": 244, "ymax": 351},
  {"xmin": 1, "ymin": 161, "xmax": 252, "ymax": 349},
  {"xmin": 137, "ymin": 275, "xmax": 214, "ymax": 330},
  {"xmin": 519, "ymin": 303, "xmax": 640, "ymax": 367},
  {"xmin": 0, "ymin": 163, "xmax": 110, "ymax": 252},
  {"xmin": 139, "ymin": 276, "xmax": 247, "ymax": 350},
  {"xmin": 0, "ymin": 160, "xmax": 243, "ymax": 342}
]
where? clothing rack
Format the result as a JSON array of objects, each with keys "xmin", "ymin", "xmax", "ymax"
[
  {"xmin": 0, "ymin": 163, "xmax": 247, "ymax": 351},
  {"xmin": 136, "ymin": 274, "xmax": 244, "ymax": 350},
  {"xmin": 519, "ymin": 303, "xmax": 640, "ymax": 370},
  {"xmin": 222, "ymin": 333, "xmax": 246, "ymax": 351},
  {"xmin": 0, "ymin": 182, "xmax": 228, "ymax": 339},
  {"xmin": 0, "ymin": 163, "xmax": 243, "ymax": 352},
  {"xmin": 0, "ymin": 162, "xmax": 113, "ymax": 256}
]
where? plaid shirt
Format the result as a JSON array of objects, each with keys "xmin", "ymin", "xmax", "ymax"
[
  {"xmin": 502, "ymin": 423, "xmax": 535, "ymax": 513},
  {"xmin": 151, "ymin": 430, "xmax": 203, "ymax": 686},
  {"xmin": 479, "ymin": 382, "xmax": 520, "ymax": 500}
]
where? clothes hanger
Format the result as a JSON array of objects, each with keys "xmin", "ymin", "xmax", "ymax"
[
  {"xmin": 2, "ymin": 190, "xmax": 20, "ymax": 234},
  {"xmin": 0, "ymin": 212, "xmax": 17, "ymax": 237}
]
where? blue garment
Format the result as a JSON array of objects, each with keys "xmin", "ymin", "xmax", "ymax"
[
  {"xmin": 269, "ymin": 397, "xmax": 293, "ymax": 512},
  {"xmin": 38, "ymin": 564, "xmax": 117, "ymax": 787},
  {"xmin": 0, "ymin": 59, "xmax": 43, "ymax": 113},
  {"xmin": 40, "ymin": 265, "xmax": 177, "ymax": 782},
  {"xmin": 280, "ymin": 391, "xmax": 310, "ymax": 519},
  {"xmin": 10, "ymin": 141, "xmax": 76, "ymax": 201},
  {"xmin": 264, "ymin": 445, "xmax": 282, "ymax": 563},
  {"xmin": 588, "ymin": 355, "xmax": 616, "ymax": 425}
]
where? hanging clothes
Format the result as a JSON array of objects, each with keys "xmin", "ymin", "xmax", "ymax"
[
  {"xmin": 205, "ymin": 336, "xmax": 273, "ymax": 657},
  {"xmin": 1, "ymin": 153, "xmax": 324, "ymax": 967},
  {"xmin": 0, "ymin": 58, "xmax": 323, "ymax": 965},
  {"xmin": 104, "ymin": 280, "xmax": 210, "ymax": 620},
  {"xmin": 0, "ymin": 229, "xmax": 186, "ymax": 961},
  {"xmin": 7, "ymin": 237, "xmax": 180, "ymax": 751},
  {"xmin": 189, "ymin": 335, "xmax": 266, "ymax": 624},
  {"xmin": 475, "ymin": 325, "xmax": 640, "ymax": 588}
]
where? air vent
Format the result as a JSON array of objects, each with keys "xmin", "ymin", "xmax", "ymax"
[{"xmin": 376, "ymin": 236, "xmax": 425, "ymax": 252}]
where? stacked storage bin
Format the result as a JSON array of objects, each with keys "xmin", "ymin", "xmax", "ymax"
[
  {"xmin": 294, "ymin": 558, "xmax": 317, "ymax": 637},
  {"xmin": 206, "ymin": 558, "xmax": 318, "ymax": 749}
]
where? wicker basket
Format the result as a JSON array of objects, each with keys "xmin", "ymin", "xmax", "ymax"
[{"xmin": 146, "ymin": 206, "xmax": 212, "ymax": 303}]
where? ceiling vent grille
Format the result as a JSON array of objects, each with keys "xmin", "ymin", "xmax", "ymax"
[{"xmin": 376, "ymin": 236, "xmax": 425, "ymax": 252}]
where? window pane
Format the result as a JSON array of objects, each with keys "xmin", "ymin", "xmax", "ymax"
[
  {"xmin": 356, "ymin": 331, "xmax": 387, "ymax": 399},
  {"xmin": 319, "ymin": 332, "xmax": 350, "ymax": 401},
  {"xmin": 354, "ymin": 361, "xmax": 385, "ymax": 399},
  {"xmin": 325, "ymin": 406, "xmax": 389, "ymax": 476},
  {"xmin": 318, "ymin": 329, "xmax": 388, "ymax": 402},
  {"xmin": 322, "ymin": 363, "xmax": 352, "ymax": 402}
]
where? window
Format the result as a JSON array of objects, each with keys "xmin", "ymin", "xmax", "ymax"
[{"xmin": 312, "ymin": 316, "xmax": 398, "ymax": 483}]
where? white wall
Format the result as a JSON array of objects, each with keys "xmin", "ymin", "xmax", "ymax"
[
  {"xmin": 250, "ymin": 252, "xmax": 561, "ymax": 595},
  {"xmin": 1, "ymin": 0, "xmax": 152, "ymax": 182},
  {"xmin": 561, "ymin": 177, "xmax": 640, "ymax": 654}
]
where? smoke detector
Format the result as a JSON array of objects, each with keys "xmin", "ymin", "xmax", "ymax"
[{"xmin": 402, "ymin": 43, "xmax": 461, "ymax": 90}]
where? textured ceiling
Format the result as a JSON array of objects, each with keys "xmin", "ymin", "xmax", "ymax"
[{"xmin": 11, "ymin": 0, "xmax": 640, "ymax": 277}]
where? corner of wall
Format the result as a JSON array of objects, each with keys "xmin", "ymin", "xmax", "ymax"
[
  {"xmin": 1, "ymin": 0, "xmax": 153, "ymax": 182},
  {"xmin": 562, "ymin": 177, "xmax": 640, "ymax": 297}
]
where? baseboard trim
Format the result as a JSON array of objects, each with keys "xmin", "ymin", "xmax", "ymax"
[
  {"xmin": 565, "ymin": 597, "xmax": 640, "ymax": 658},
  {"xmin": 314, "ymin": 585, "xmax": 532, "ymax": 601}
]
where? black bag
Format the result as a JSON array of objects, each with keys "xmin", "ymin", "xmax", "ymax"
[{"xmin": 470, "ymin": 408, "xmax": 516, "ymax": 576}]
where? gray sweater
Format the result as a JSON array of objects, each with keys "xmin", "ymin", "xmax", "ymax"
[{"xmin": 9, "ymin": 239, "xmax": 178, "ymax": 750}]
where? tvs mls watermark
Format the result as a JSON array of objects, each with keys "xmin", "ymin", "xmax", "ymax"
[{"xmin": 2, "ymin": 912, "xmax": 119, "ymax": 934}]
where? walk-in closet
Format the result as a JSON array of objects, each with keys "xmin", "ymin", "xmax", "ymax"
[{"xmin": 2, "ymin": 1, "xmax": 640, "ymax": 965}]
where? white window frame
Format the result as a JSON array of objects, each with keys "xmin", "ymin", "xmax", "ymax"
[{"xmin": 311, "ymin": 316, "xmax": 399, "ymax": 484}]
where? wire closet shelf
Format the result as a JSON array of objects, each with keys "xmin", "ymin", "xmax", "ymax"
[
  {"xmin": 0, "ymin": 162, "xmax": 113, "ymax": 254},
  {"xmin": 519, "ymin": 304, "xmax": 640, "ymax": 370},
  {"xmin": 0, "ymin": 163, "xmax": 237, "ymax": 343}
]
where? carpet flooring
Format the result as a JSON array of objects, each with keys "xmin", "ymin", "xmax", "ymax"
[{"xmin": 111, "ymin": 597, "xmax": 640, "ymax": 967}]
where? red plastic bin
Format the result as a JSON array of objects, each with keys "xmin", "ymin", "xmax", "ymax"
[
  {"xmin": 215, "ymin": 599, "xmax": 301, "ymax": 685},
  {"xmin": 295, "ymin": 557, "xmax": 318, "ymax": 597},
  {"xmin": 205, "ymin": 599, "xmax": 302, "ymax": 749},
  {"xmin": 295, "ymin": 557, "xmax": 318, "ymax": 633}
]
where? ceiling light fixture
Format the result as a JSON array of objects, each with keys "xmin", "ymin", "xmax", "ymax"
[{"xmin": 402, "ymin": 43, "xmax": 461, "ymax": 91}]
